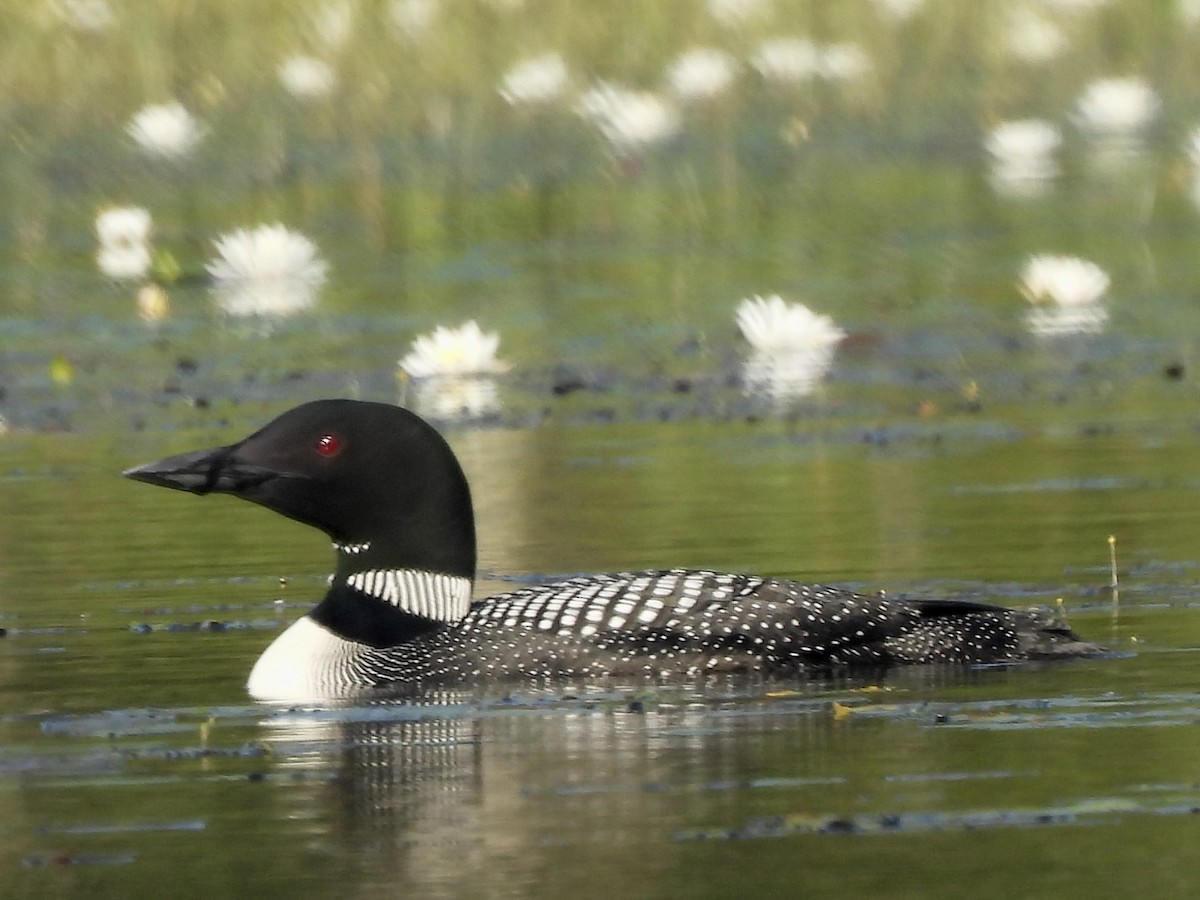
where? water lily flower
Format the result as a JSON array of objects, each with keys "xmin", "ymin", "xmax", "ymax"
[
  {"xmin": 1020, "ymin": 255, "xmax": 1110, "ymax": 337},
  {"xmin": 278, "ymin": 55, "xmax": 337, "ymax": 100},
  {"xmin": 126, "ymin": 102, "xmax": 204, "ymax": 159},
  {"xmin": 94, "ymin": 206, "xmax": 152, "ymax": 280},
  {"xmin": 206, "ymin": 224, "xmax": 328, "ymax": 317},
  {"xmin": 399, "ymin": 321, "xmax": 508, "ymax": 378},
  {"xmin": 985, "ymin": 119, "xmax": 1061, "ymax": 196},
  {"xmin": 576, "ymin": 83, "xmax": 681, "ymax": 152},
  {"xmin": 1074, "ymin": 77, "xmax": 1160, "ymax": 137},
  {"xmin": 499, "ymin": 52, "xmax": 569, "ymax": 106},
  {"xmin": 736, "ymin": 295, "xmax": 846, "ymax": 401},
  {"xmin": 666, "ymin": 47, "xmax": 737, "ymax": 101},
  {"xmin": 1020, "ymin": 255, "xmax": 1110, "ymax": 307},
  {"xmin": 736, "ymin": 294, "xmax": 846, "ymax": 353}
]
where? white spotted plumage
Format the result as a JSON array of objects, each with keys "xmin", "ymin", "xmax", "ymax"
[{"xmin": 311, "ymin": 568, "xmax": 1096, "ymax": 695}]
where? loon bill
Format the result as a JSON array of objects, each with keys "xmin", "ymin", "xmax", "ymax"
[{"xmin": 124, "ymin": 399, "xmax": 1102, "ymax": 702}]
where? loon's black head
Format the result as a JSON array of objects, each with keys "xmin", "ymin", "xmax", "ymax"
[{"xmin": 123, "ymin": 399, "xmax": 477, "ymax": 579}]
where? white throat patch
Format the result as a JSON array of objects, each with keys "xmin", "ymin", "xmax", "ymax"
[{"xmin": 345, "ymin": 569, "xmax": 472, "ymax": 623}]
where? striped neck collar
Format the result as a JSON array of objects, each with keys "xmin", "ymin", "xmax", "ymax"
[{"xmin": 342, "ymin": 568, "xmax": 472, "ymax": 624}]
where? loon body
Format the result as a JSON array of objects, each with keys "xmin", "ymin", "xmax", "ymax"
[{"xmin": 124, "ymin": 400, "xmax": 1100, "ymax": 702}]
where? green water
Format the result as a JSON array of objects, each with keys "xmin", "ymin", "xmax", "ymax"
[{"xmin": 5, "ymin": 1, "xmax": 1200, "ymax": 898}]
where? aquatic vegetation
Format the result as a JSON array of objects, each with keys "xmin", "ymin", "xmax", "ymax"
[
  {"xmin": 126, "ymin": 102, "xmax": 204, "ymax": 159},
  {"xmin": 499, "ymin": 52, "xmax": 569, "ymax": 106},
  {"xmin": 94, "ymin": 206, "xmax": 153, "ymax": 281},
  {"xmin": 206, "ymin": 224, "xmax": 328, "ymax": 317},
  {"xmin": 399, "ymin": 320, "xmax": 508, "ymax": 378}
]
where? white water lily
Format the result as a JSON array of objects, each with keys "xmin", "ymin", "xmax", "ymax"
[
  {"xmin": 94, "ymin": 206, "xmax": 152, "ymax": 280},
  {"xmin": 986, "ymin": 119, "xmax": 1061, "ymax": 171},
  {"xmin": 1074, "ymin": 77, "xmax": 1160, "ymax": 137},
  {"xmin": 986, "ymin": 119, "xmax": 1061, "ymax": 196},
  {"xmin": 278, "ymin": 55, "xmax": 337, "ymax": 100},
  {"xmin": 206, "ymin": 224, "xmax": 328, "ymax": 317},
  {"xmin": 1020, "ymin": 255, "xmax": 1110, "ymax": 337},
  {"xmin": 1020, "ymin": 255, "xmax": 1110, "ymax": 307},
  {"xmin": 735, "ymin": 294, "xmax": 846, "ymax": 353},
  {"xmin": 499, "ymin": 52, "xmax": 569, "ymax": 106},
  {"xmin": 95, "ymin": 206, "xmax": 151, "ymax": 249},
  {"xmin": 666, "ymin": 47, "xmax": 737, "ymax": 101},
  {"xmin": 126, "ymin": 102, "xmax": 203, "ymax": 159},
  {"xmin": 399, "ymin": 321, "xmax": 508, "ymax": 378},
  {"xmin": 576, "ymin": 83, "xmax": 681, "ymax": 151},
  {"xmin": 736, "ymin": 295, "xmax": 845, "ymax": 401}
]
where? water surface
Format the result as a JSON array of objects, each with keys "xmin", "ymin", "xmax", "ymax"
[{"xmin": 4, "ymin": 2, "xmax": 1200, "ymax": 898}]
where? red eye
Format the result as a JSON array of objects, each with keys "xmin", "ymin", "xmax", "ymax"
[{"xmin": 315, "ymin": 433, "xmax": 343, "ymax": 457}]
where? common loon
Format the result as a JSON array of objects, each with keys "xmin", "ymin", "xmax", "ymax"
[{"xmin": 124, "ymin": 399, "xmax": 1100, "ymax": 701}]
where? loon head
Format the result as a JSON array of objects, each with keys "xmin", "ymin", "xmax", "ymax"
[{"xmin": 123, "ymin": 399, "xmax": 477, "ymax": 581}]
